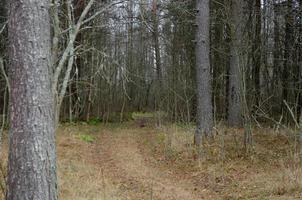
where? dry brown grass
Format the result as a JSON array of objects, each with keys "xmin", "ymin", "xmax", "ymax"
[
  {"xmin": 57, "ymin": 124, "xmax": 121, "ymax": 200},
  {"xmin": 0, "ymin": 124, "xmax": 119, "ymax": 200},
  {"xmin": 0, "ymin": 123, "xmax": 301, "ymax": 199},
  {"xmin": 149, "ymin": 124, "xmax": 302, "ymax": 199}
]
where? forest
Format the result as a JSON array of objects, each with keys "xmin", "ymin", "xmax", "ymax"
[{"xmin": 0, "ymin": 0, "xmax": 302, "ymax": 199}]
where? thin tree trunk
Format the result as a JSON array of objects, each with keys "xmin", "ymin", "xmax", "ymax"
[
  {"xmin": 253, "ymin": 0, "xmax": 261, "ymax": 107},
  {"xmin": 298, "ymin": 0, "xmax": 302, "ymax": 124},
  {"xmin": 282, "ymin": 0, "xmax": 294, "ymax": 122},
  {"xmin": 152, "ymin": 0, "xmax": 163, "ymax": 113},
  {"xmin": 152, "ymin": 0, "xmax": 162, "ymax": 84},
  {"xmin": 7, "ymin": 0, "xmax": 57, "ymax": 199},
  {"xmin": 229, "ymin": 0, "xmax": 252, "ymax": 148},
  {"xmin": 227, "ymin": 0, "xmax": 243, "ymax": 127}
]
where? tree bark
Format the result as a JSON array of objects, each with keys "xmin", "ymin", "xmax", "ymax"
[
  {"xmin": 152, "ymin": 0, "xmax": 163, "ymax": 112},
  {"xmin": 152, "ymin": 0, "xmax": 162, "ymax": 84},
  {"xmin": 253, "ymin": 0, "xmax": 261, "ymax": 107},
  {"xmin": 227, "ymin": 0, "xmax": 243, "ymax": 127},
  {"xmin": 194, "ymin": 0, "xmax": 213, "ymax": 145},
  {"xmin": 7, "ymin": 0, "xmax": 57, "ymax": 199}
]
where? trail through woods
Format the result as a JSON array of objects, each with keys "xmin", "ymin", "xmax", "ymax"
[
  {"xmin": 95, "ymin": 129, "xmax": 206, "ymax": 200},
  {"xmin": 54, "ymin": 125, "xmax": 302, "ymax": 200}
]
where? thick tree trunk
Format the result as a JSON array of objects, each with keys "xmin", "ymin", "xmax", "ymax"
[
  {"xmin": 7, "ymin": 0, "xmax": 57, "ymax": 199},
  {"xmin": 194, "ymin": 0, "xmax": 213, "ymax": 145}
]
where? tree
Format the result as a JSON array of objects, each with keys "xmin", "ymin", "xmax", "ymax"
[
  {"xmin": 194, "ymin": 0, "xmax": 213, "ymax": 145},
  {"xmin": 228, "ymin": 0, "xmax": 253, "ymax": 148},
  {"xmin": 282, "ymin": 0, "xmax": 294, "ymax": 121},
  {"xmin": 6, "ymin": 0, "xmax": 57, "ymax": 199},
  {"xmin": 212, "ymin": 0, "xmax": 229, "ymax": 121},
  {"xmin": 227, "ymin": 0, "xmax": 243, "ymax": 127},
  {"xmin": 252, "ymin": 0, "xmax": 261, "ymax": 107},
  {"xmin": 152, "ymin": 0, "xmax": 162, "ymax": 85}
]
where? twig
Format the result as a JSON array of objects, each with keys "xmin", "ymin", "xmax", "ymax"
[
  {"xmin": 0, "ymin": 22, "xmax": 7, "ymax": 35},
  {"xmin": 283, "ymin": 100, "xmax": 299, "ymax": 128},
  {"xmin": 82, "ymin": 1, "xmax": 125, "ymax": 25}
]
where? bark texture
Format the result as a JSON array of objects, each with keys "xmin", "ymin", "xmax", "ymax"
[
  {"xmin": 195, "ymin": 0, "xmax": 213, "ymax": 145},
  {"xmin": 7, "ymin": 0, "xmax": 57, "ymax": 199},
  {"xmin": 227, "ymin": 0, "xmax": 243, "ymax": 127}
]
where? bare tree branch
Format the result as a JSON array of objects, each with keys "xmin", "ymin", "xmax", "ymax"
[{"xmin": 53, "ymin": 0, "xmax": 95, "ymax": 93}]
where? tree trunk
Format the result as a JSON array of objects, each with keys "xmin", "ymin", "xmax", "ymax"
[
  {"xmin": 273, "ymin": 1, "xmax": 281, "ymax": 115},
  {"xmin": 298, "ymin": 0, "xmax": 302, "ymax": 123},
  {"xmin": 7, "ymin": 0, "xmax": 57, "ymax": 199},
  {"xmin": 152, "ymin": 0, "xmax": 162, "ymax": 84},
  {"xmin": 227, "ymin": 0, "xmax": 243, "ymax": 127},
  {"xmin": 253, "ymin": 0, "xmax": 261, "ymax": 107},
  {"xmin": 282, "ymin": 0, "xmax": 294, "ymax": 122},
  {"xmin": 194, "ymin": 0, "xmax": 213, "ymax": 145},
  {"xmin": 152, "ymin": 0, "xmax": 163, "ymax": 112}
]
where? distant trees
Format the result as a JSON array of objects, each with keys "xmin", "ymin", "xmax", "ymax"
[
  {"xmin": 266, "ymin": 0, "xmax": 302, "ymax": 124},
  {"xmin": 0, "ymin": 1, "xmax": 300, "ymax": 124},
  {"xmin": 7, "ymin": 0, "xmax": 57, "ymax": 199},
  {"xmin": 1, "ymin": 0, "xmax": 302, "ymax": 181},
  {"xmin": 1, "ymin": 0, "xmax": 302, "ymax": 127}
]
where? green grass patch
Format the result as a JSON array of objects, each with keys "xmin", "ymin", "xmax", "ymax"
[
  {"xmin": 132, "ymin": 112, "xmax": 155, "ymax": 120},
  {"xmin": 87, "ymin": 118, "xmax": 101, "ymax": 126},
  {"xmin": 79, "ymin": 134, "xmax": 95, "ymax": 143}
]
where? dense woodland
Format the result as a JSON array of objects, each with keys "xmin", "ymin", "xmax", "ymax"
[
  {"xmin": 0, "ymin": 0, "xmax": 302, "ymax": 199},
  {"xmin": 0, "ymin": 1, "xmax": 301, "ymax": 127}
]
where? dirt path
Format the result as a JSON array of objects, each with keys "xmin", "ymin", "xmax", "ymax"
[
  {"xmin": 95, "ymin": 129, "xmax": 205, "ymax": 200},
  {"xmin": 58, "ymin": 125, "xmax": 302, "ymax": 200}
]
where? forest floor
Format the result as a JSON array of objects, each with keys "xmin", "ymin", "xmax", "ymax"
[{"xmin": 1, "ymin": 122, "xmax": 302, "ymax": 199}]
